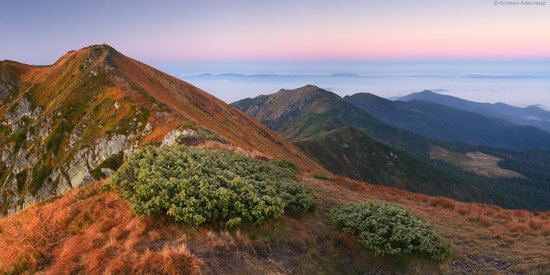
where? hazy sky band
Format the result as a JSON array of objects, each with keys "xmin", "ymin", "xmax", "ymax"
[{"xmin": 1, "ymin": 0, "xmax": 549, "ymax": 65}]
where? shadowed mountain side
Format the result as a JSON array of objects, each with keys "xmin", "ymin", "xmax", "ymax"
[
  {"xmin": 294, "ymin": 127, "xmax": 501, "ymax": 202},
  {"xmin": 399, "ymin": 90, "xmax": 550, "ymax": 134},
  {"xmin": 232, "ymin": 85, "xmax": 523, "ymax": 208},
  {"xmin": 232, "ymin": 85, "xmax": 434, "ymax": 157},
  {"xmin": 344, "ymin": 93, "xmax": 550, "ymax": 151}
]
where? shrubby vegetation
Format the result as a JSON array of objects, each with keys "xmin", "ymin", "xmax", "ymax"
[
  {"xmin": 270, "ymin": 159, "xmax": 299, "ymax": 174},
  {"xmin": 313, "ymin": 173, "xmax": 331, "ymax": 180},
  {"xmin": 110, "ymin": 145, "xmax": 317, "ymax": 227},
  {"xmin": 331, "ymin": 201, "xmax": 450, "ymax": 261}
]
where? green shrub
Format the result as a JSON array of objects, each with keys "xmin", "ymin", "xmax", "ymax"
[
  {"xmin": 331, "ymin": 201, "xmax": 450, "ymax": 261},
  {"xmin": 90, "ymin": 151, "xmax": 124, "ymax": 180},
  {"xmin": 110, "ymin": 145, "xmax": 317, "ymax": 227},
  {"xmin": 46, "ymin": 121, "xmax": 70, "ymax": 154},
  {"xmin": 29, "ymin": 163, "xmax": 52, "ymax": 195},
  {"xmin": 313, "ymin": 173, "xmax": 330, "ymax": 180},
  {"xmin": 270, "ymin": 159, "xmax": 299, "ymax": 174},
  {"xmin": 9, "ymin": 132, "xmax": 26, "ymax": 151}
]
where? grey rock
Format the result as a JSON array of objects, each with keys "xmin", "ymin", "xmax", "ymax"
[
  {"xmin": 38, "ymin": 119, "xmax": 52, "ymax": 139},
  {"xmin": 90, "ymin": 134, "xmax": 127, "ymax": 167},
  {"xmin": 67, "ymin": 149, "xmax": 92, "ymax": 188},
  {"xmin": 100, "ymin": 168, "xmax": 114, "ymax": 177},
  {"xmin": 162, "ymin": 128, "xmax": 196, "ymax": 145},
  {"xmin": 142, "ymin": 122, "xmax": 153, "ymax": 137},
  {"xmin": 13, "ymin": 148, "xmax": 34, "ymax": 173},
  {"xmin": 0, "ymin": 71, "xmax": 16, "ymax": 100},
  {"xmin": 5, "ymin": 96, "xmax": 33, "ymax": 132},
  {"xmin": 55, "ymin": 169, "xmax": 73, "ymax": 195}
]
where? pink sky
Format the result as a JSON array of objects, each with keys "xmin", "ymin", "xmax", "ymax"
[{"xmin": 1, "ymin": 0, "xmax": 549, "ymax": 64}]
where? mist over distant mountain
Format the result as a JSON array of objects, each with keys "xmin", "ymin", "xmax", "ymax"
[{"xmin": 181, "ymin": 70, "xmax": 550, "ymax": 106}]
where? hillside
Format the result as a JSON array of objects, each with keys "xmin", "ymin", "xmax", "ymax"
[
  {"xmin": 399, "ymin": 90, "xmax": 550, "ymax": 133},
  {"xmin": 294, "ymin": 127, "xmax": 493, "ymax": 201},
  {"xmin": 344, "ymin": 93, "xmax": 550, "ymax": 151},
  {"xmin": 0, "ymin": 45, "xmax": 321, "ymax": 215},
  {"xmin": 232, "ymin": 85, "xmax": 550, "ymax": 210},
  {"xmin": 232, "ymin": 85, "xmax": 434, "ymax": 156},
  {"xmin": 231, "ymin": 85, "xmax": 516, "ymax": 206},
  {"xmin": 1, "ymin": 176, "xmax": 549, "ymax": 274},
  {"xmin": 1, "ymin": 46, "xmax": 549, "ymax": 274}
]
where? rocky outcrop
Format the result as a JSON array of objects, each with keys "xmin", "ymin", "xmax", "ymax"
[
  {"xmin": 66, "ymin": 134, "xmax": 129, "ymax": 188},
  {"xmin": 1, "ymin": 133, "xmax": 133, "ymax": 214},
  {"xmin": 0, "ymin": 79, "xmax": 15, "ymax": 100},
  {"xmin": 5, "ymin": 96, "xmax": 33, "ymax": 132},
  {"xmin": 162, "ymin": 129, "xmax": 196, "ymax": 145},
  {"xmin": 0, "ymin": 65, "xmax": 17, "ymax": 100}
]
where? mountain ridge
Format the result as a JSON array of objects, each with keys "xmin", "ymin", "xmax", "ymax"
[
  {"xmin": 399, "ymin": 90, "xmax": 550, "ymax": 133},
  {"xmin": 232, "ymin": 85, "xmax": 517, "ymax": 206},
  {"xmin": 0, "ymin": 44, "xmax": 322, "ymax": 215},
  {"xmin": 344, "ymin": 92, "xmax": 550, "ymax": 151}
]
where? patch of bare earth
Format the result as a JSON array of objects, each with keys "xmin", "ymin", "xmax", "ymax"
[{"xmin": 430, "ymin": 146, "xmax": 523, "ymax": 178}]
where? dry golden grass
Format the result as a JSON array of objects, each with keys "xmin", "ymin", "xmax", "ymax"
[
  {"xmin": 429, "ymin": 197, "xmax": 456, "ymax": 210},
  {"xmin": 313, "ymin": 175, "xmax": 550, "ymax": 274},
  {"xmin": 1, "ymin": 172, "xmax": 549, "ymax": 274},
  {"xmin": 111, "ymin": 47, "xmax": 323, "ymax": 172},
  {"xmin": 0, "ymin": 182, "xmax": 202, "ymax": 274},
  {"xmin": 430, "ymin": 146, "xmax": 523, "ymax": 178}
]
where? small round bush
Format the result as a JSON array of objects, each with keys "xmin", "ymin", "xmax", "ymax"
[
  {"xmin": 331, "ymin": 201, "xmax": 450, "ymax": 261},
  {"xmin": 110, "ymin": 145, "xmax": 316, "ymax": 227},
  {"xmin": 270, "ymin": 159, "xmax": 299, "ymax": 174}
]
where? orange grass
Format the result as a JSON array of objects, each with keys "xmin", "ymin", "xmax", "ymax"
[
  {"xmin": 429, "ymin": 197, "xmax": 456, "ymax": 210},
  {"xmin": 0, "ymin": 182, "xmax": 202, "ymax": 274},
  {"xmin": 0, "ymin": 170, "xmax": 549, "ymax": 273},
  {"xmin": 309, "ymin": 175, "xmax": 550, "ymax": 273}
]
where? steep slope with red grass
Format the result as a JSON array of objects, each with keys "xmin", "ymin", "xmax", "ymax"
[
  {"xmin": 0, "ymin": 182, "xmax": 202, "ymax": 274},
  {"xmin": 0, "ymin": 45, "xmax": 322, "ymax": 215},
  {"xmin": 26, "ymin": 44, "xmax": 316, "ymax": 169},
  {"xmin": 110, "ymin": 49, "xmax": 312, "ymax": 164}
]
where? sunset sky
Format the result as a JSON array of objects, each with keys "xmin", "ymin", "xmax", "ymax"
[
  {"xmin": 2, "ymin": 0, "xmax": 549, "ymax": 65},
  {"xmin": 2, "ymin": 0, "xmax": 549, "ymax": 105}
]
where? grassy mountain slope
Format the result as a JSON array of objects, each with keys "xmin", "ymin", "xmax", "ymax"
[
  {"xmin": 232, "ymin": 85, "xmax": 434, "ymax": 157},
  {"xmin": 233, "ymin": 85, "xmax": 550, "ymax": 210},
  {"xmin": 232, "ymin": 85, "xmax": 514, "ymax": 206},
  {"xmin": 1, "ymin": 176, "xmax": 548, "ymax": 274},
  {"xmin": 399, "ymin": 90, "xmax": 550, "ymax": 133},
  {"xmin": 294, "ymin": 127, "xmax": 495, "ymax": 201},
  {"xmin": 0, "ymin": 45, "xmax": 321, "ymax": 215}
]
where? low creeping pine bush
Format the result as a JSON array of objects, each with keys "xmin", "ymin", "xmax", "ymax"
[
  {"xmin": 110, "ymin": 145, "xmax": 317, "ymax": 228},
  {"xmin": 331, "ymin": 201, "xmax": 450, "ymax": 261}
]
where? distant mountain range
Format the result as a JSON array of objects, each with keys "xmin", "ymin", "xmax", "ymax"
[
  {"xmin": 344, "ymin": 93, "xmax": 550, "ymax": 151},
  {"xmin": 399, "ymin": 90, "xmax": 550, "ymax": 133},
  {"xmin": 186, "ymin": 72, "xmax": 550, "ymax": 79},
  {"xmin": 233, "ymin": 85, "xmax": 515, "ymax": 207},
  {"xmin": 233, "ymin": 85, "xmax": 550, "ymax": 210}
]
